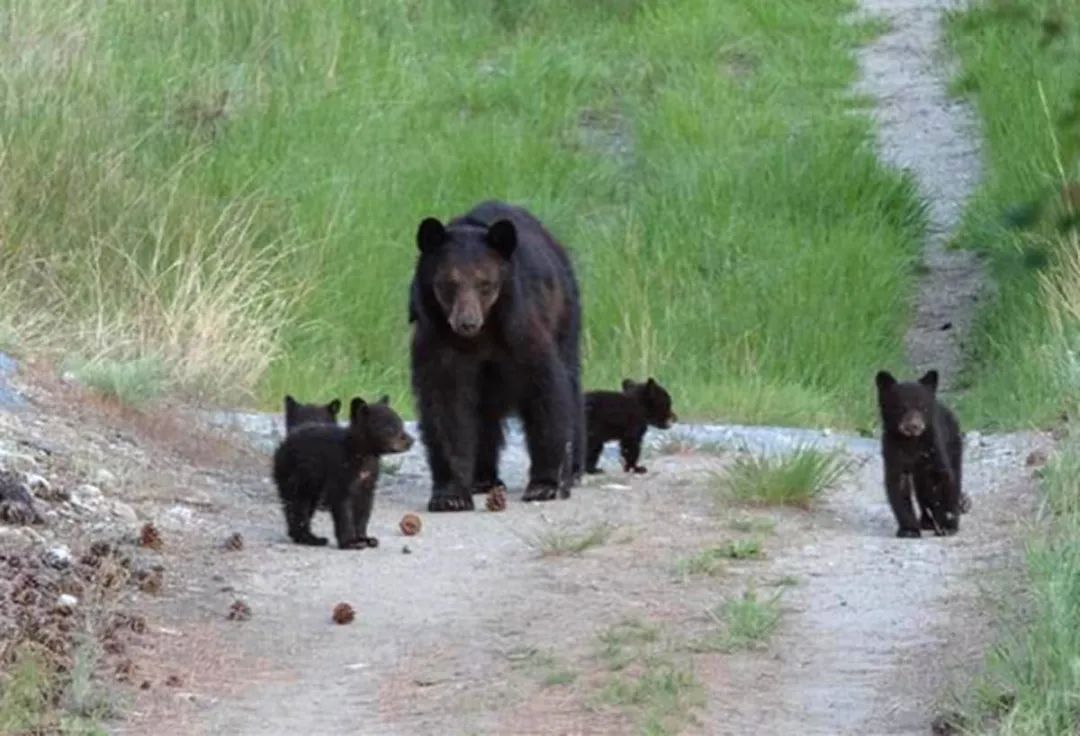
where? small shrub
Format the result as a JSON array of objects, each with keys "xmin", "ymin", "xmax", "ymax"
[{"xmin": 721, "ymin": 447, "xmax": 851, "ymax": 507}]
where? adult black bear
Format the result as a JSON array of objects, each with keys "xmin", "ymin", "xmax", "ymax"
[
  {"xmin": 408, "ymin": 201, "xmax": 584, "ymax": 511},
  {"xmin": 283, "ymin": 395, "xmax": 341, "ymax": 434},
  {"xmin": 273, "ymin": 396, "xmax": 413, "ymax": 549},
  {"xmin": 875, "ymin": 370, "xmax": 967, "ymax": 538},
  {"xmin": 585, "ymin": 378, "xmax": 676, "ymax": 474}
]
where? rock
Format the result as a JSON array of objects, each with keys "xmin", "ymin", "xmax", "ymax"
[
  {"xmin": 72, "ymin": 484, "xmax": 104, "ymax": 510},
  {"xmin": 0, "ymin": 525, "xmax": 42, "ymax": 549},
  {"xmin": 56, "ymin": 594, "xmax": 79, "ymax": 613},
  {"xmin": 24, "ymin": 473, "xmax": 53, "ymax": 497},
  {"xmin": 161, "ymin": 505, "xmax": 194, "ymax": 529},
  {"xmin": 44, "ymin": 545, "xmax": 72, "ymax": 570},
  {"xmin": 93, "ymin": 468, "xmax": 118, "ymax": 489},
  {"xmin": 109, "ymin": 500, "xmax": 138, "ymax": 524}
]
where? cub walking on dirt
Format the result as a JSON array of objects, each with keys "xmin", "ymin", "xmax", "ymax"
[
  {"xmin": 875, "ymin": 370, "xmax": 970, "ymax": 538},
  {"xmin": 585, "ymin": 378, "xmax": 677, "ymax": 475},
  {"xmin": 273, "ymin": 396, "xmax": 413, "ymax": 549}
]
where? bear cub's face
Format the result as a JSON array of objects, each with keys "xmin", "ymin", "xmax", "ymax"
[
  {"xmin": 284, "ymin": 395, "xmax": 341, "ymax": 433},
  {"xmin": 416, "ymin": 217, "xmax": 517, "ymax": 339},
  {"xmin": 349, "ymin": 395, "xmax": 414, "ymax": 455},
  {"xmin": 875, "ymin": 370, "xmax": 939, "ymax": 439},
  {"xmin": 622, "ymin": 378, "xmax": 677, "ymax": 429}
]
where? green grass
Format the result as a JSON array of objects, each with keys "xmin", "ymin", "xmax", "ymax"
[
  {"xmin": 719, "ymin": 447, "xmax": 851, "ymax": 507},
  {"xmin": 0, "ymin": 643, "xmax": 110, "ymax": 736},
  {"xmin": 674, "ymin": 539, "xmax": 764, "ymax": 579},
  {"xmin": 528, "ymin": 522, "xmax": 614, "ymax": 558},
  {"xmin": 594, "ymin": 618, "xmax": 704, "ymax": 735},
  {"xmin": 0, "ymin": 0, "xmax": 924, "ymax": 424},
  {"xmin": 945, "ymin": 0, "xmax": 1080, "ymax": 429},
  {"xmin": 953, "ymin": 435, "xmax": 1080, "ymax": 734},
  {"xmin": 691, "ymin": 588, "xmax": 784, "ymax": 653},
  {"xmin": 65, "ymin": 357, "xmax": 169, "ymax": 407}
]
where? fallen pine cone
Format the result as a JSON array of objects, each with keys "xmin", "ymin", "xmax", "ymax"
[
  {"xmin": 332, "ymin": 602, "xmax": 355, "ymax": 625},
  {"xmin": 138, "ymin": 523, "xmax": 163, "ymax": 551},
  {"xmin": 223, "ymin": 532, "xmax": 244, "ymax": 551},
  {"xmin": 486, "ymin": 485, "xmax": 507, "ymax": 512},
  {"xmin": 227, "ymin": 599, "xmax": 252, "ymax": 621},
  {"xmin": 399, "ymin": 513, "xmax": 422, "ymax": 536},
  {"xmin": 135, "ymin": 568, "xmax": 163, "ymax": 595}
]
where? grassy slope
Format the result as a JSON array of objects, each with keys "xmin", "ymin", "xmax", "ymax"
[
  {"xmin": 945, "ymin": 0, "xmax": 1080, "ymax": 429},
  {"xmin": 0, "ymin": 0, "xmax": 924, "ymax": 427}
]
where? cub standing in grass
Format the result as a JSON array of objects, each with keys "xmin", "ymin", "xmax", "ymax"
[
  {"xmin": 283, "ymin": 394, "xmax": 341, "ymax": 433},
  {"xmin": 273, "ymin": 396, "xmax": 413, "ymax": 549},
  {"xmin": 585, "ymin": 378, "xmax": 677, "ymax": 475},
  {"xmin": 875, "ymin": 370, "xmax": 970, "ymax": 538}
]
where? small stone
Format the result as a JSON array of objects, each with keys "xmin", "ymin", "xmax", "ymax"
[
  {"xmin": 223, "ymin": 532, "xmax": 244, "ymax": 551},
  {"xmin": 332, "ymin": 602, "xmax": 355, "ymax": 625},
  {"xmin": 72, "ymin": 484, "xmax": 103, "ymax": 510},
  {"xmin": 399, "ymin": 513, "xmax": 422, "ymax": 536},
  {"xmin": 1026, "ymin": 449, "xmax": 1049, "ymax": 467},
  {"xmin": 55, "ymin": 593, "xmax": 78, "ymax": 613},
  {"xmin": 227, "ymin": 599, "xmax": 252, "ymax": 621},
  {"xmin": 44, "ymin": 545, "xmax": 72, "ymax": 570},
  {"xmin": 24, "ymin": 473, "xmax": 53, "ymax": 497},
  {"xmin": 140, "ymin": 680, "xmax": 152, "ymax": 690},
  {"xmin": 165, "ymin": 674, "xmax": 182, "ymax": 688},
  {"xmin": 110, "ymin": 501, "xmax": 138, "ymax": 523},
  {"xmin": 402, "ymin": 545, "xmax": 412, "ymax": 555},
  {"xmin": 93, "ymin": 468, "xmax": 118, "ymax": 489}
]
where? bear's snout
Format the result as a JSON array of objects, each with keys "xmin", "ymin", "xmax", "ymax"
[
  {"xmin": 898, "ymin": 410, "xmax": 926, "ymax": 438},
  {"xmin": 393, "ymin": 432, "xmax": 415, "ymax": 452}
]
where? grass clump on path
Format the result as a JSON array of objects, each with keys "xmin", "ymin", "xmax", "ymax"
[{"xmin": 719, "ymin": 447, "xmax": 850, "ymax": 507}]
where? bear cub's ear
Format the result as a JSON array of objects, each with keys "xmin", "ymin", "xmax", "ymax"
[
  {"xmin": 918, "ymin": 370, "xmax": 939, "ymax": 393},
  {"xmin": 326, "ymin": 399, "xmax": 342, "ymax": 417},
  {"xmin": 486, "ymin": 219, "xmax": 517, "ymax": 260},
  {"xmin": 875, "ymin": 371, "xmax": 897, "ymax": 392},
  {"xmin": 349, "ymin": 397, "xmax": 368, "ymax": 422},
  {"xmin": 417, "ymin": 217, "xmax": 446, "ymax": 253},
  {"xmin": 621, "ymin": 379, "xmax": 637, "ymax": 393}
]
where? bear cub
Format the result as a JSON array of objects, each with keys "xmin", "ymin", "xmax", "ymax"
[
  {"xmin": 273, "ymin": 395, "xmax": 413, "ymax": 549},
  {"xmin": 585, "ymin": 378, "xmax": 676, "ymax": 475},
  {"xmin": 283, "ymin": 394, "xmax": 341, "ymax": 434},
  {"xmin": 876, "ymin": 369, "xmax": 970, "ymax": 538}
]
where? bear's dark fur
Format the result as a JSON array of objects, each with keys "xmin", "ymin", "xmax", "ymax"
[
  {"xmin": 408, "ymin": 200, "xmax": 584, "ymax": 511},
  {"xmin": 283, "ymin": 395, "xmax": 341, "ymax": 434},
  {"xmin": 273, "ymin": 395, "xmax": 413, "ymax": 549},
  {"xmin": 585, "ymin": 378, "xmax": 676, "ymax": 475},
  {"xmin": 875, "ymin": 369, "xmax": 967, "ymax": 538}
]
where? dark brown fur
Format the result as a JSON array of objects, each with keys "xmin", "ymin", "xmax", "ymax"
[
  {"xmin": 273, "ymin": 396, "xmax": 413, "ymax": 549},
  {"xmin": 585, "ymin": 378, "xmax": 676, "ymax": 474},
  {"xmin": 283, "ymin": 395, "xmax": 341, "ymax": 434},
  {"xmin": 408, "ymin": 201, "xmax": 584, "ymax": 511},
  {"xmin": 876, "ymin": 370, "xmax": 968, "ymax": 538}
]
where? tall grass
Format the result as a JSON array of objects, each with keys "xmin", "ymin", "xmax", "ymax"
[
  {"xmin": 0, "ymin": 0, "xmax": 924, "ymax": 422},
  {"xmin": 945, "ymin": 0, "xmax": 1080, "ymax": 428},
  {"xmin": 719, "ymin": 447, "xmax": 851, "ymax": 507}
]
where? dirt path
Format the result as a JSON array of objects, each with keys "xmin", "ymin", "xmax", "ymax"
[
  {"xmin": 6, "ymin": 4, "xmax": 1029, "ymax": 735},
  {"xmin": 854, "ymin": 0, "xmax": 987, "ymax": 393}
]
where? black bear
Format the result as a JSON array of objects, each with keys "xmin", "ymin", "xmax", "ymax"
[
  {"xmin": 875, "ymin": 369, "xmax": 968, "ymax": 538},
  {"xmin": 408, "ymin": 201, "xmax": 584, "ymax": 511},
  {"xmin": 585, "ymin": 378, "xmax": 676, "ymax": 475},
  {"xmin": 273, "ymin": 395, "xmax": 413, "ymax": 549},
  {"xmin": 283, "ymin": 394, "xmax": 341, "ymax": 434}
]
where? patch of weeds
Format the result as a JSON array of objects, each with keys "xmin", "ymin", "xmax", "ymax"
[
  {"xmin": 719, "ymin": 447, "xmax": 851, "ymax": 507},
  {"xmin": 529, "ymin": 522, "xmax": 614, "ymax": 558},
  {"xmin": 61, "ymin": 636, "xmax": 120, "ymax": 723},
  {"xmin": 727, "ymin": 515, "xmax": 777, "ymax": 534},
  {"xmin": 770, "ymin": 574, "xmax": 801, "ymax": 588},
  {"xmin": 674, "ymin": 540, "xmax": 764, "ymax": 581},
  {"xmin": 0, "ymin": 645, "xmax": 52, "ymax": 733},
  {"xmin": 593, "ymin": 619, "xmax": 703, "ymax": 735},
  {"xmin": 66, "ymin": 357, "xmax": 169, "ymax": 407},
  {"xmin": 507, "ymin": 646, "xmax": 578, "ymax": 689},
  {"xmin": 691, "ymin": 589, "xmax": 784, "ymax": 653}
]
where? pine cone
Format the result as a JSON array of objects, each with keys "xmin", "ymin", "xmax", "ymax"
[
  {"xmin": 227, "ymin": 599, "xmax": 252, "ymax": 621},
  {"xmin": 399, "ymin": 513, "xmax": 422, "ymax": 536},
  {"xmin": 223, "ymin": 532, "xmax": 244, "ymax": 551},
  {"xmin": 486, "ymin": 485, "xmax": 507, "ymax": 512},
  {"xmin": 332, "ymin": 602, "xmax": 355, "ymax": 625},
  {"xmin": 138, "ymin": 523, "xmax": 162, "ymax": 551}
]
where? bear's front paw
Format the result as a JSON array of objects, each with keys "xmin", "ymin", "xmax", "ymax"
[
  {"xmin": 585, "ymin": 467, "xmax": 604, "ymax": 475},
  {"xmin": 339, "ymin": 538, "xmax": 371, "ymax": 550},
  {"xmin": 896, "ymin": 528, "xmax": 921, "ymax": 539},
  {"xmin": 428, "ymin": 492, "xmax": 474, "ymax": 512},
  {"xmin": 631, "ymin": 465, "xmax": 647, "ymax": 474},
  {"xmin": 292, "ymin": 532, "xmax": 329, "ymax": 547},
  {"xmin": 363, "ymin": 536, "xmax": 380, "ymax": 548},
  {"xmin": 523, "ymin": 482, "xmax": 561, "ymax": 502}
]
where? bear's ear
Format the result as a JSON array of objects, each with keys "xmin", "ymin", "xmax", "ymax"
[
  {"xmin": 621, "ymin": 379, "xmax": 637, "ymax": 393},
  {"xmin": 284, "ymin": 395, "xmax": 297, "ymax": 411},
  {"xmin": 646, "ymin": 377, "xmax": 658, "ymax": 388},
  {"xmin": 875, "ymin": 371, "xmax": 897, "ymax": 392},
  {"xmin": 918, "ymin": 370, "xmax": 939, "ymax": 393},
  {"xmin": 486, "ymin": 219, "xmax": 517, "ymax": 260},
  {"xmin": 417, "ymin": 217, "xmax": 446, "ymax": 253},
  {"xmin": 349, "ymin": 397, "xmax": 368, "ymax": 422},
  {"xmin": 377, "ymin": 394, "xmax": 390, "ymax": 406},
  {"xmin": 326, "ymin": 399, "xmax": 342, "ymax": 417}
]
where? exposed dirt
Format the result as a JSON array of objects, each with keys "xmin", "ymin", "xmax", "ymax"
[{"xmin": 854, "ymin": 0, "xmax": 987, "ymax": 393}]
